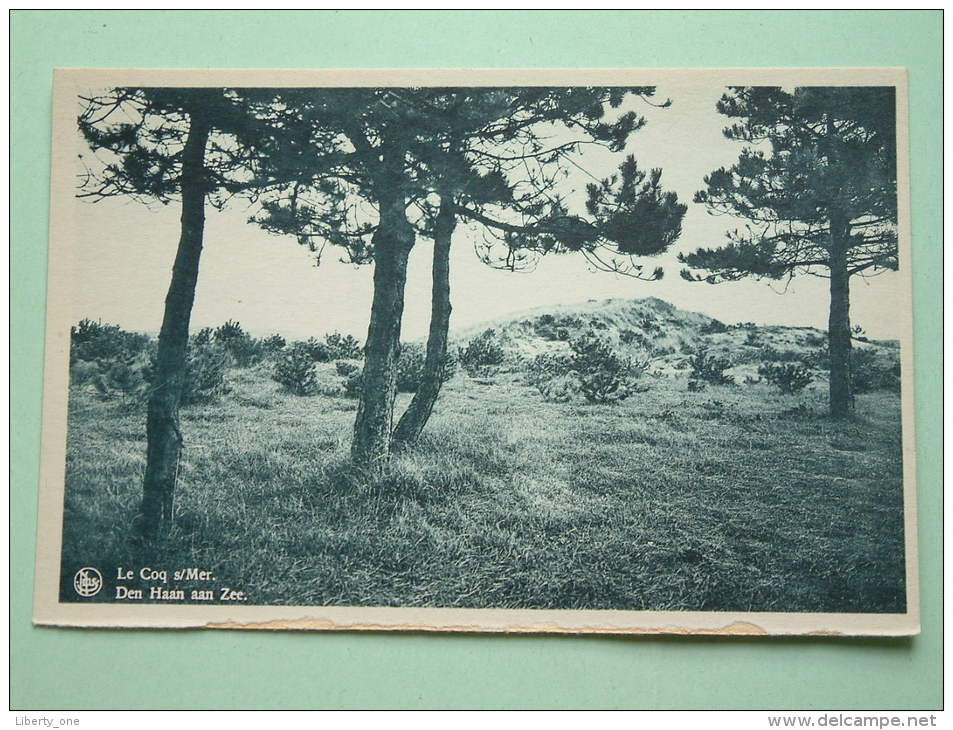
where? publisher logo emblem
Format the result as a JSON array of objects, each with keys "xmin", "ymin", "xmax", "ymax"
[{"xmin": 73, "ymin": 567, "xmax": 103, "ymax": 597}]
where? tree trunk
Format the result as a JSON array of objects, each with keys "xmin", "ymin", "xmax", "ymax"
[
  {"xmin": 828, "ymin": 216, "xmax": 853, "ymax": 419},
  {"xmin": 350, "ymin": 191, "xmax": 415, "ymax": 470},
  {"xmin": 392, "ymin": 201, "xmax": 456, "ymax": 450},
  {"xmin": 138, "ymin": 111, "xmax": 211, "ymax": 538}
]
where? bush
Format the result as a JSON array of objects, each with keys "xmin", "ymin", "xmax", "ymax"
[
  {"xmin": 299, "ymin": 332, "xmax": 362, "ymax": 362},
  {"xmin": 70, "ymin": 318, "xmax": 150, "ymax": 364},
  {"xmin": 525, "ymin": 352, "xmax": 573, "ymax": 387},
  {"xmin": 757, "ymin": 362, "xmax": 814, "ymax": 394},
  {"xmin": 700, "ymin": 319, "xmax": 728, "ymax": 335},
  {"xmin": 299, "ymin": 337, "xmax": 334, "ymax": 362},
  {"xmin": 460, "ymin": 329, "xmax": 507, "ymax": 377},
  {"xmin": 394, "ymin": 343, "xmax": 456, "ymax": 392},
  {"xmin": 324, "ymin": 332, "xmax": 362, "ymax": 360},
  {"xmin": 135, "ymin": 343, "xmax": 229, "ymax": 405},
  {"xmin": 570, "ymin": 332, "xmax": 620, "ymax": 373},
  {"xmin": 342, "ymin": 369, "xmax": 363, "ymax": 398},
  {"xmin": 273, "ymin": 344, "xmax": 318, "ymax": 395},
  {"xmin": 744, "ymin": 330, "xmax": 761, "ymax": 347},
  {"xmin": 619, "ymin": 328, "xmax": 650, "ymax": 348},
  {"xmin": 261, "ymin": 333, "xmax": 287, "ymax": 354},
  {"xmin": 192, "ymin": 327, "xmax": 213, "ymax": 346},
  {"xmin": 181, "ymin": 344, "xmax": 230, "ymax": 404},
  {"xmin": 802, "ymin": 331, "xmax": 827, "ymax": 348},
  {"xmin": 537, "ymin": 374, "xmax": 579, "ymax": 403},
  {"xmin": 760, "ymin": 345, "xmax": 804, "ymax": 363},
  {"xmin": 578, "ymin": 369, "xmax": 634, "ymax": 403},
  {"xmin": 396, "ymin": 344, "xmax": 427, "ymax": 392},
  {"xmin": 533, "ymin": 314, "xmax": 559, "ymax": 341},
  {"xmin": 213, "ymin": 319, "xmax": 246, "ymax": 344},
  {"xmin": 569, "ymin": 331, "xmax": 638, "ymax": 404},
  {"xmin": 213, "ymin": 320, "xmax": 263, "ymax": 367},
  {"xmin": 689, "ymin": 349, "xmax": 734, "ymax": 385},
  {"xmin": 334, "ymin": 359, "xmax": 361, "ymax": 377},
  {"xmin": 852, "ymin": 349, "xmax": 901, "ymax": 394},
  {"xmin": 92, "ymin": 355, "xmax": 147, "ymax": 400},
  {"xmin": 227, "ymin": 335, "xmax": 265, "ymax": 368},
  {"xmin": 69, "ymin": 359, "xmax": 101, "ymax": 387},
  {"xmin": 316, "ymin": 380, "xmax": 345, "ymax": 397},
  {"xmin": 802, "ymin": 346, "xmax": 831, "ymax": 370}
]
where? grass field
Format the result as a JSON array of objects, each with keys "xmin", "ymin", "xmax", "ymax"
[{"xmin": 59, "ymin": 359, "xmax": 906, "ymax": 613}]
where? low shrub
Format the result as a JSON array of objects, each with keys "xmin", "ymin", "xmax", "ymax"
[
  {"xmin": 689, "ymin": 349, "xmax": 734, "ymax": 385},
  {"xmin": 802, "ymin": 331, "xmax": 827, "ymax": 348},
  {"xmin": 802, "ymin": 346, "xmax": 831, "ymax": 370},
  {"xmin": 69, "ymin": 359, "xmax": 101, "ymax": 387},
  {"xmin": 273, "ymin": 344, "xmax": 318, "ymax": 396},
  {"xmin": 113, "ymin": 343, "xmax": 230, "ymax": 405},
  {"xmin": 852, "ymin": 349, "xmax": 901, "ymax": 394},
  {"xmin": 537, "ymin": 374, "xmax": 579, "ymax": 403},
  {"xmin": 569, "ymin": 331, "xmax": 639, "ymax": 404},
  {"xmin": 181, "ymin": 344, "xmax": 230, "ymax": 404},
  {"xmin": 578, "ymin": 369, "xmax": 634, "ymax": 403},
  {"xmin": 757, "ymin": 362, "xmax": 814, "ymax": 394},
  {"xmin": 300, "ymin": 333, "xmax": 362, "ymax": 362},
  {"xmin": 342, "ymin": 369, "xmax": 363, "ymax": 398},
  {"xmin": 213, "ymin": 320, "xmax": 263, "ymax": 368},
  {"xmin": 525, "ymin": 352, "xmax": 574, "ymax": 387},
  {"xmin": 460, "ymin": 329, "xmax": 507, "ymax": 377},
  {"xmin": 213, "ymin": 319, "xmax": 246, "ymax": 345},
  {"xmin": 299, "ymin": 337, "xmax": 334, "ymax": 362},
  {"xmin": 70, "ymin": 318, "xmax": 150, "ymax": 364},
  {"xmin": 619, "ymin": 329, "xmax": 650, "ymax": 348},
  {"xmin": 533, "ymin": 314, "xmax": 559, "ymax": 341},
  {"xmin": 191, "ymin": 327, "xmax": 214, "ymax": 346},
  {"xmin": 92, "ymin": 355, "xmax": 147, "ymax": 400},
  {"xmin": 334, "ymin": 359, "xmax": 361, "ymax": 377},
  {"xmin": 226, "ymin": 335, "xmax": 265, "ymax": 368},
  {"xmin": 261, "ymin": 333, "xmax": 287, "ymax": 354},
  {"xmin": 396, "ymin": 344, "xmax": 427, "ymax": 392},
  {"xmin": 394, "ymin": 343, "xmax": 457, "ymax": 392},
  {"xmin": 700, "ymin": 319, "xmax": 728, "ymax": 335},
  {"xmin": 316, "ymin": 380, "xmax": 345, "ymax": 398},
  {"xmin": 324, "ymin": 332, "xmax": 362, "ymax": 360},
  {"xmin": 760, "ymin": 345, "xmax": 804, "ymax": 363}
]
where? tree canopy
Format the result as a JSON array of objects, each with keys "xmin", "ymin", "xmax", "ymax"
[
  {"xmin": 680, "ymin": 86, "xmax": 897, "ymax": 284},
  {"xmin": 248, "ymin": 86, "xmax": 685, "ymax": 278},
  {"xmin": 680, "ymin": 85, "xmax": 899, "ymax": 417}
]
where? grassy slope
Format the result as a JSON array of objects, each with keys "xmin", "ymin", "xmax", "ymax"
[{"xmin": 60, "ymin": 360, "xmax": 905, "ymax": 613}]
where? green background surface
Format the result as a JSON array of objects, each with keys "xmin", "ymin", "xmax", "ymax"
[{"xmin": 10, "ymin": 10, "xmax": 942, "ymax": 710}]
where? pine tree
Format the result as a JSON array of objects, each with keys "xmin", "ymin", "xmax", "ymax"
[
  {"xmin": 78, "ymin": 88, "xmax": 263, "ymax": 537},
  {"xmin": 251, "ymin": 88, "xmax": 686, "ymax": 463},
  {"xmin": 680, "ymin": 86, "xmax": 898, "ymax": 417}
]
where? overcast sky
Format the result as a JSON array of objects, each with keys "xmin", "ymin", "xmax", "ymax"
[{"xmin": 69, "ymin": 82, "xmax": 907, "ymax": 341}]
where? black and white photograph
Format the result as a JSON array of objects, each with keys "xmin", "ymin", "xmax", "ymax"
[{"xmin": 34, "ymin": 68, "xmax": 917, "ymax": 635}]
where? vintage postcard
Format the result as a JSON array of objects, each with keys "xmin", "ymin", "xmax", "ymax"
[{"xmin": 33, "ymin": 68, "xmax": 917, "ymax": 635}]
